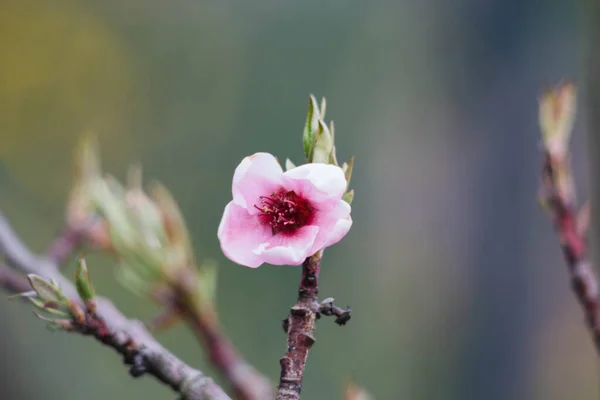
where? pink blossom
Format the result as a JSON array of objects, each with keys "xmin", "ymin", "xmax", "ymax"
[{"xmin": 218, "ymin": 153, "xmax": 352, "ymax": 268}]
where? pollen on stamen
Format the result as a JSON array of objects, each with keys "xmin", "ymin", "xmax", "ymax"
[{"xmin": 254, "ymin": 190, "xmax": 312, "ymax": 234}]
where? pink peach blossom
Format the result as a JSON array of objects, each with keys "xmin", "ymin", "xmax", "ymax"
[{"xmin": 217, "ymin": 153, "xmax": 352, "ymax": 268}]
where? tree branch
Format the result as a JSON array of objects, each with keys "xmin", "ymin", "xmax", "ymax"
[
  {"xmin": 184, "ymin": 304, "xmax": 273, "ymax": 400},
  {"xmin": 171, "ymin": 273, "xmax": 274, "ymax": 400},
  {"xmin": 44, "ymin": 225, "xmax": 85, "ymax": 266},
  {"xmin": 0, "ymin": 212, "xmax": 231, "ymax": 400},
  {"xmin": 276, "ymin": 255, "xmax": 321, "ymax": 400},
  {"xmin": 276, "ymin": 252, "xmax": 351, "ymax": 400},
  {"xmin": 0, "ymin": 265, "xmax": 30, "ymax": 292},
  {"xmin": 540, "ymin": 152, "xmax": 600, "ymax": 352}
]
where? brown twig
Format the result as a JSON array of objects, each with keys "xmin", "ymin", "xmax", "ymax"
[
  {"xmin": 541, "ymin": 152, "xmax": 600, "ymax": 352},
  {"xmin": 318, "ymin": 299, "xmax": 352, "ymax": 326},
  {"xmin": 0, "ymin": 212, "xmax": 231, "ymax": 400},
  {"xmin": 276, "ymin": 251, "xmax": 351, "ymax": 400}
]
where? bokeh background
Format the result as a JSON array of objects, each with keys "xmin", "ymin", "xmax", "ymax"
[{"xmin": 0, "ymin": 1, "xmax": 592, "ymax": 399}]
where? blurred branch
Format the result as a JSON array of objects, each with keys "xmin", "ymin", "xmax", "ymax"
[
  {"xmin": 276, "ymin": 252, "xmax": 352, "ymax": 400},
  {"xmin": 0, "ymin": 212, "xmax": 231, "ymax": 400},
  {"xmin": 0, "ymin": 265, "xmax": 29, "ymax": 292},
  {"xmin": 539, "ymin": 84, "xmax": 600, "ymax": 353},
  {"xmin": 173, "ymin": 276, "xmax": 275, "ymax": 400},
  {"xmin": 185, "ymin": 307, "xmax": 273, "ymax": 399},
  {"xmin": 541, "ymin": 151, "xmax": 600, "ymax": 350},
  {"xmin": 44, "ymin": 224, "xmax": 85, "ymax": 266},
  {"xmin": 65, "ymin": 136, "xmax": 274, "ymax": 400}
]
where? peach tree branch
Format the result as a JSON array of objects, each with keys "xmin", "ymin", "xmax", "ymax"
[
  {"xmin": 539, "ymin": 83, "xmax": 600, "ymax": 353},
  {"xmin": 63, "ymin": 136, "xmax": 274, "ymax": 400},
  {"xmin": 275, "ymin": 96, "xmax": 354, "ymax": 400},
  {"xmin": 0, "ymin": 212, "xmax": 231, "ymax": 400}
]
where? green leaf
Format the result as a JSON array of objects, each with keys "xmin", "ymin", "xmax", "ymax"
[
  {"xmin": 8, "ymin": 290, "xmax": 37, "ymax": 300},
  {"xmin": 328, "ymin": 121, "xmax": 338, "ymax": 165},
  {"xmin": 91, "ymin": 178, "xmax": 137, "ymax": 249},
  {"xmin": 27, "ymin": 297, "xmax": 71, "ymax": 318},
  {"xmin": 302, "ymin": 95, "xmax": 320, "ymax": 160},
  {"xmin": 27, "ymin": 274, "xmax": 68, "ymax": 304},
  {"xmin": 344, "ymin": 156, "xmax": 355, "ymax": 188},
  {"xmin": 32, "ymin": 310, "xmax": 71, "ymax": 328},
  {"xmin": 342, "ymin": 189, "xmax": 354, "ymax": 205}
]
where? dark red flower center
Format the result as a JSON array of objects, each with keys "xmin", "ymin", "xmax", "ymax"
[{"xmin": 254, "ymin": 190, "xmax": 313, "ymax": 234}]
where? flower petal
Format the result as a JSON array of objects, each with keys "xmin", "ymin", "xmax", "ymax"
[
  {"xmin": 255, "ymin": 226, "xmax": 320, "ymax": 266},
  {"xmin": 308, "ymin": 200, "xmax": 352, "ymax": 254},
  {"xmin": 232, "ymin": 153, "xmax": 284, "ymax": 213},
  {"xmin": 283, "ymin": 163, "xmax": 346, "ymax": 211},
  {"xmin": 217, "ymin": 201, "xmax": 273, "ymax": 268}
]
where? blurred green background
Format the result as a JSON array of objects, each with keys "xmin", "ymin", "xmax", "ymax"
[{"xmin": 0, "ymin": 1, "xmax": 593, "ymax": 399}]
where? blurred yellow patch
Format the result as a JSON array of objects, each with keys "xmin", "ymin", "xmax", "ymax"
[{"xmin": 0, "ymin": 1, "xmax": 137, "ymax": 203}]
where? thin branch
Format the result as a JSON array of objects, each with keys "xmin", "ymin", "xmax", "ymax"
[
  {"xmin": 318, "ymin": 299, "xmax": 351, "ymax": 326},
  {"xmin": 0, "ymin": 265, "xmax": 30, "ymax": 292},
  {"xmin": 276, "ymin": 252, "xmax": 351, "ymax": 400},
  {"xmin": 541, "ymin": 152, "xmax": 600, "ymax": 352},
  {"xmin": 0, "ymin": 212, "xmax": 231, "ymax": 400}
]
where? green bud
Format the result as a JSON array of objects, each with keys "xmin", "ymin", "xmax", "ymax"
[
  {"xmin": 342, "ymin": 189, "xmax": 354, "ymax": 205},
  {"xmin": 303, "ymin": 95, "xmax": 321, "ymax": 161},
  {"xmin": 75, "ymin": 258, "xmax": 95, "ymax": 301},
  {"xmin": 312, "ymin": 120, "xmax": 335, "ymax": 164},
  {"xmin": 26, "ymin": 274, "xmax": 72, "ymax": 317}
]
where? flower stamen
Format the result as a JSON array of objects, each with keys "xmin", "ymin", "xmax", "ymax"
[{"xmin": 254, "ymin": 191, "xmax": 312, "ymax": 234}]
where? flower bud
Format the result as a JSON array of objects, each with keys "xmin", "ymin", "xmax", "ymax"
[
  {"xmin": 539, "ymin": 82, "xmax": 576, "ymax": 158},
  {"xmin": 312, "ymin": 120, "xmax": 335, "ymax": 164}
]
